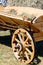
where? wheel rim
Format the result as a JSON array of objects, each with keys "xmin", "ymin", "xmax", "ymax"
[{"xmin": 12, "ymin": 28, "xmax": 34, "ymax": 64}]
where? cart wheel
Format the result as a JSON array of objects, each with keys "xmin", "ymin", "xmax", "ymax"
[{"xmin": 12, "ymin": 28, "xmax": 35, "ymax": 64}]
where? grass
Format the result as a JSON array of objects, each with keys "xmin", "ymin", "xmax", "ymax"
[
  {"xmin": 0, "ymin": 30, "xmax": 25, "ymax": 65},
  {"xmin": 0, "ymin": 44, "xmax": 25, "ymax": 65}
]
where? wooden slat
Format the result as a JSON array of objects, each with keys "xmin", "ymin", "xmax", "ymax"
[
  {"xmin": 0, "ymin": 14, "xmax": 41, "ymax": 32},
  {"xmin": 0, "ymin": 15, "xmax": 18, "ymax": 26},
  {"xmin": 33, "ymin": 32, "xmax": 43, "ymax": 42},
  {"xmin": 35, "ymin": 16, "xmax": 43, "ymax": 23},
  {"xmin": 34, "ymin": 16, "xmax": 43, "ymax": 31},
  {"xmin": 34, "ymin": 37, "xmax": 43, "ymax": 42},
  {"xmin": 33, "ymin": 33, "xmax": 43, "ymax": 38},
  {"xmin": 4, "ymin": 6, "xmax": 43, "ymax": 16},
  {"xmin": 34, "ymin": 24, "xmax": 43, "ymax": 31},
  {"xmin": 0, "ymin": 6, "xmax": 43, "ymax": 42}
]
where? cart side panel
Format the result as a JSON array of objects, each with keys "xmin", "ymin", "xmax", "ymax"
[
  {"xmin": 33, "ymin": 32, "xmax": 43, "ymax": 42},
  {"xmin": 0, "ymin": 15, "xmax": 41, "ymax": 32},
  {"xmin": 33, "ymin": 16, "xmax": 43, "ymax": 42},
  {"xmin": 34, "ymin": 16, "xmax": 43, "ymax": 32}
]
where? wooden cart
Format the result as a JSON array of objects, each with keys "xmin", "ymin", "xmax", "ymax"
[{"xmin": 0, "ymin": 6, "xmax": 43, "ymax": 64}]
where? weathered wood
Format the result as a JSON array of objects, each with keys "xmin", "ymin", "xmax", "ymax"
[
  {"xmin": 35, "ymin": 16, "xmax": 43, "ymax": 23},
  {"xmin": 0, "ymin": 6, "xmax": 43, "ymax": 42},
  {"xmin": 0, "ymin": 15, "xmax": 41, "ymax": 32},
  {"xmin": 33, "ymin": 16, "xmax": 43, "ymax": 41},
  {"xmin": 0, "ymin": 6, "xmax": 43, "ymax": 64},
  {"xmin": 34, "ymin": 16, "xmax": 43, "ymax": 32},
  {"xmin": 4, "ymin": 6, "xmax": 43, "ymax": 16},
  {"xmin": 34, "ymin": 23, "xmax": 43, "ymax": 31},
  {"xmin": 33, "ymin": 32, "xmax": 43, "ymax": 41}
]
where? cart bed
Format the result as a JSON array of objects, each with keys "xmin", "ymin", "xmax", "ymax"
[
  {"xmin": 33, "ymin": 16, "xmax": 43, "ymax": 41},
  {"xmin": 34, "ymin": 16, "xmax": 43, "ymax": 31},
  {"xmin": 0, "ymin": 6, "xmax": 43, "ymax": 42}
]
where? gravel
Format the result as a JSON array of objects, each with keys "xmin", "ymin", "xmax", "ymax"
[{"xmin": 7, "ymin": 0, "xmax": 43, "ymax": 9}]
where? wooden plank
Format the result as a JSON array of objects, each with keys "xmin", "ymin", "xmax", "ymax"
[
  {"xmin": 33, "ymin": 32, "xmax": 43, "ymax": 42},
  {"xmin": 34, "ymin": 23, "xmax": 43, "ymax": 31},
  {"xmin": 4, "ymin": 6, "xmax": 43, "ymax": 16},
  {"xmin": 33, "ymin": 16, "xmax": 43, "ymax": 31},
  {"xmin": 12, "ymin": 17, "xmax": 41, "ymax": 32},
  {"xmin": 34, "ymin": 37, "xmax": 43, "ymax": 42},
  {"xmin": 33, "ymin": 33, "xmax": 43, "ymax": 38},
  {"xmin": 0, "ymin": 15, "xmax": 18, "ymax": 26},
  {"xmin": 0, "ymin": 7, "xmax": 43, "ymax": 32},
  {"xmin": 34, "ymin": 22, "xmax": 43, "ymax": 27},
  {"xmin": 0, "ymin": 14, "xmax": 41, "ymax": 32},
  {"xmin": 35, "ymin": 16, "xmax": 43, "ymax": 23}
]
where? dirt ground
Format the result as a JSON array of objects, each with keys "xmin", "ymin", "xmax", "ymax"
[{"xmin": 0, "ymin": 31, "xmax": 43, "ymax": 65}]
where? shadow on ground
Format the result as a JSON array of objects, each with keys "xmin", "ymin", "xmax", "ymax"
[
  {"xmin": 29, "ymin": 41, "xmax": 43, "ymax": 65},
  {"xmin": 36, "ymin": 41, "xmax": 43, "ymax": 56},
  {"xmin": 0, "ymin": 35, "xmax": 12, "ymax": 47},
  {"xmin": 0, "ymin": 36, "xmax": 43, "ymax": 65}
]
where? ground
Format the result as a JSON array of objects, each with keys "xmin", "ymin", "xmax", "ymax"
[
  {"xmin": 7, "ymin": 0, "xmax": 43, "ymax": 9},
  {"xmin": 0, "ymin": 31, "xmax": 43, "ymax": 65}
]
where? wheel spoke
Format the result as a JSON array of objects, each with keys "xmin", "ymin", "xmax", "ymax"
[
  {"xmin": 15, "ymin": 38, "xmax": 20, "ymax": 43},
  {"xmin": 18, "ymin": 50, "xmax": 22, "ymax": 56},
  {"xmin": 24, "ymin": 37, "xmax": 29, "ymax": 43},
  {"xmin": 25, "ymin": 44, "xmax": 32, "ymax": 48},
  {"xmin": 22, "ymin": 34, "xmax": 24, "ymax": 41},
  {"xmin": 18, "ymin": 34, "xmax": 22, "ymax": 42},
  {"xmin": 25, "ymin": 51, "xmax": 29, "ymax": 60},
  {"xmin": 26, "ymin": 48, "xmax": 32, "ymax": 55}
]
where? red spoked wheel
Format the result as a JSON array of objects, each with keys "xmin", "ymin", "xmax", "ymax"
[{"xmin": 12, "ymin": 28, "xmax": 35, "ymax": 64}]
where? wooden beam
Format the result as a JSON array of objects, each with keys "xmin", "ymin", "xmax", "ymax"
[{"xmin": 33, "ymin": 32, "xmax": 43, "ymax": 42}]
